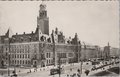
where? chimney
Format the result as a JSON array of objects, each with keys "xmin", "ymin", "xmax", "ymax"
[
  {"xmin": 24, "ymin": 32, "xmax": 25, "ymax": 34},
  {"xmin": 16, "ymin": 33, "xmax": 18, "ymax": 35}
]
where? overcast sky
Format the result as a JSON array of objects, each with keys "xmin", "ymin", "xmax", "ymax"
[{"xmin": 0, "ymin": 1, "xmax": 119, "ymax": 48}]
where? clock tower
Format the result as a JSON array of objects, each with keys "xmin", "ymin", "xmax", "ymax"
[{"xmin": 37, "ymin": 3, "xmax": 49, "ymax": 35}]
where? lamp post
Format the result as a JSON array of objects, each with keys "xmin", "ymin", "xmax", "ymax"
[
  {"xmin": 8, "ymin": 53, "xmax": 10, "ymax": 76},
  {"xmin": 8, "ymin": 37, "xmax": 11, "ymax": 76},
  {"xmin": 58, "ymin": 55, "xmax": 61, "ymax": 77}
]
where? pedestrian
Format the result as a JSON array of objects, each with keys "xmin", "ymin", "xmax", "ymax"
[
  {"xmin": 30, "ymin": 69, "xmax": 31, "ymax": 73},
  {"xmin": 67, "ymin": 74, "xmax": 69, "ymax": 77},
  {"xmin": 1, "ymin": 72, "xmax": 3, "ymax": 75},
  {"xmin": 36, "ymin": 68, "xmax": 37, "ymax": 72},
  {"xmin": 85, "ymin": 70, "xmax": 90, "ymax": 76},
  {"xmin": 34, "ymin": 69, "xmax": 35, "ymax": 72},
  {"xmin": 70, "ymin": 75, "xmax": 72, "ymax": 77},
  {"xmin": 77, "ymin": 69, "xmax": 80, "ymax": 73},
  {"xmin": 77, "ymin": 74, "xmax": 80, "ymax": 77}
]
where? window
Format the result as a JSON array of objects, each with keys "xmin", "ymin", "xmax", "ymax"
[
  {"xmin": 49, "ymin": 60, "xmax": 50, "ymax": 64},
  {"xmin": 47, "ymin": 60, "xmax": 48, "ymax": 64},
  {"xmin": 23, "ymin": 55, "xmax": 24, "ymax": 58},
  {"xmin": 28, "ymin": 60, "xmax": 30, "ymax": 64},
  {"xmin": 20, "ymin": 60, "xmax": 21, "ymax": 64},
  {"xmin": 28, "ymin": 54, "xmax": 30, "ymax": 58},
  {"xmin": 49, "ymin": 53, "xmax": 50, "ymax": 58},
  {"xmin": 15, "ymin": 55, "xmax": 16, "ymax": 58},
  {"xmin": 15, "ymin": 60, "xmax": 16, "ymax": 64},
  {"xmin": 25, "ymin": 54, "xmax": 27, "ymax": 58},
  {"xmin": 46, "ymin": 53, "xmax": 48, "ymax": 58},
  {"xmin": 17, "ymin": 54, "xmax": 19, "ymax": 58},
  {"xmin": 20, "ymin": 55, "xmax": 21, "ymax": 58},
  {"xmin": 6, "ymin": 48, "xmax": 7, "ymax": 51},
  {"xmin": 12, "ymin": 54, "xmax": 14, "ymax": 58},
  {"xmin": 69, "ymin": 53, "xmax": 73, "ymax": 57},
  {"xmin": 26, "ymin": 60, "xmax": 27, "ymax": 64},
  {"xmin": 12, "ymin": 60, "xmax": 14, "ymax": 64},
  {"xmin": 17, "ymin": 60, "xmax": 19, "ymax": 64},
  {"xmin": 23, "ymin": 60, "xmax": 24, "ymax": 64}
]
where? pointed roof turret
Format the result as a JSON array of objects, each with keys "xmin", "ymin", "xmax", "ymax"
[{"xmin": 5, "ymin": 27, "xmax": 13, "ymax": 38}]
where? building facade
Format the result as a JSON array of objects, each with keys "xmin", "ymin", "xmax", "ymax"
[{"xmin": 0, "ymin": 3, "xmax": 106, "ymax": 68}]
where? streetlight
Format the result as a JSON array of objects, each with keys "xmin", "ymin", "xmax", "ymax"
[
  {"xmin": 58, "ymin": 55, "xmax": 61, "ymax": 77},
  {"xmin": 8, "ymin": 52, "xmax": 10, "ymax": 76},
  {"xmin": 8, "ymin": 37, "xmax": 11, "ymax": 76}
]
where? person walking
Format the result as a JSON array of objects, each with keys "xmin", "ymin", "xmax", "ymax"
[
  {"xmin": 30, "ymin": 69, "xmax": 31, "ymax": 73},
  {"xmin": 85, "ymin": 70, "xmax": 90, "ymax": 76}
]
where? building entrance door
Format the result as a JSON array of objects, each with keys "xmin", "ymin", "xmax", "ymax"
[
  {"xmin": 41, "ymin": 61, "xmax": 45, "ymax": 67},
  {"xmin": 33, "ymin": 60, "xmax": 37, "ymax": 68}
]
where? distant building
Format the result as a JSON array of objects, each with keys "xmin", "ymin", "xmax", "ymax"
[
  {"xmin": 110, "ymin": 47, "xmax": 119, "ymax": 57},
  {"xmin": 103, "ymin": 43, "xmax": 110, "ymax": 59}
]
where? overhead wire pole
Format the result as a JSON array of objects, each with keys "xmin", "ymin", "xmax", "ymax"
[
  {"xmin": 58, "ymin": 55, "xmax": 61, "ymax": 77},
  {"xmin": 81, "ymin": 42, "xmax": 86, "ymax": 75},
  {"xmin": 78, "ymin": 41, "xmax": 81, "ymax": 75},
  {"xmin": 8, "ymin": 37, "xmax": 10, "ymax": 76},
  {"xmin": 80, "ymin": 41, "xmax": 82, "ymax": 76},
  {"xmin": 51, "ymin": 30, "xmax": 55, "ymax": 77}
]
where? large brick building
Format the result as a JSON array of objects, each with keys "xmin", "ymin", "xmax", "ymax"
[{"xmin": 0, "ymin": 3, "xmax": 105, "ymax": 68}]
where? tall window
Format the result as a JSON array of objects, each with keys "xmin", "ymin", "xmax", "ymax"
[
  {"xmin": 17, "ymin": 54, "xmax": 19, "ymax": 58},
  {"xmin": 20, "ymin": 55, "xmax": 21, "ymax": 58},
  {"xmin": 46, "ymin": 53, "xmax": 48, "ymax": 58},
  {"xmin": 23, "ymin": 60, "xmax": 24, "ymax": 64},
  {"xmin": 12, "ymin": 54, "xmax": 14, "ymax": 58},
  {"xmin": 47, "ymin": 60, "xmax": 48, "ymax": 64},
  {"xmin": 12, "ymin": 60, "xmax": 14, "ymax": 64},
  {"xmin": 26, "ymin": 60, "xmax": 27, "ymax": 64},
  {"xmin": 49, "ymin": 53, "xmax": 50, "ymax": 58},
  {"xmin": 23, "ymin": 55, "xmax": 24, "ymax": 58},
  {"xmin": 25, "ymin": 54, "xmax": 27, "ymax": 58},
  {"xmin": 20, "ymin": 60, "xmax": 21, "ymax": 64},
  {"xmin": 17, "ymin": 60, "xmax": 19, "ymax": 65},
  {"xmin": 15, "ymin": 55, "xmax": 16, "ymax": 58},
  {"xmin": 15, "ymin": 60, "xmax": 16, "ymax": 64},
  {"xmin": 28, "ymin": 54, "xmax": 30, "ymax": 58}
]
